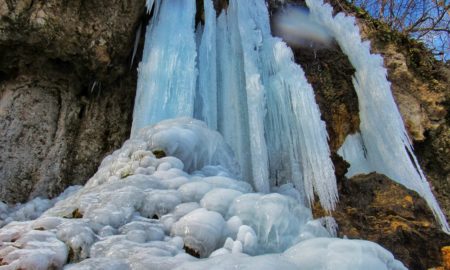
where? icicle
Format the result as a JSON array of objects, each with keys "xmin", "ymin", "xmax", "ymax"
[
  {"xmin": 337, "ymin": 132, "xmax": 372, "ymax": 177},
  {"xmin": 216, "ymin": 9, "xmax": 254, "ymax": 186},
  {"xmin": 131, "ymin": 0, "xmax": 197, "ymax": 136},
  {"xmin": 306, "ymin": 0, "xmax": 449, "ymax": 232},
  {"xmin": 195, "ymin": 0, "xmax": 218, "ymax": 130},
  {"xmin": 130, "ymin": 23, "xmax": 142, "ymax": 68},
  {"xmin": 146, "ymin": 0, "xmax": 154, "ymax": 13},
  {"xmin": 230, "ymin": 0, "xmax": 270, "ymax": 193},
  {"xmin": 229, "ymin": 0, "xmax": 337, "ymax": 209}
]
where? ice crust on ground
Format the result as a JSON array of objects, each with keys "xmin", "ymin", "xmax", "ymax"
[
  {"xmin": 304, "ymin": 0, "xmax": 449, "ymax": 232},
  {"xmin": 0, "ymin": 186, "xmax": 81, "ymax": 227},
  {"xmin": 0, "ymin": 118, "xmax": 406, "ymax": 270}
]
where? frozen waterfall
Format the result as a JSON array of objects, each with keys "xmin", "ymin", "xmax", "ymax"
[
  {"xmin": 131, "ymin": 0, "xmax": 197, "ymax": 136},
  {"xmin": 131, "ymin": 0, "xmax": 338, "ymax": 212},
  {"xmin": 130, "ymin": 0, "xmax": 448, "ymax": 231},
  {"xmin": 1, "ymin": 0, "xmax": 443, "ymax": 268}
]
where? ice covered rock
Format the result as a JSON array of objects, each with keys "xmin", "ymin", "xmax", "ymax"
[
  {"xmin": 200, "ymin": 188, "xmax": 243, "ymax": 216},
  {"xmin": 171, "ymin": 208, "xmax": 226, "ymax": 257},
  {"xmin": 137, "ymin": 118, "xmax": 241, "ymax": 178},
  {"xmin": 283, "ymin": 238, "xmax": 407, "ymax": 270},
  {"xmin": 227, "ymin": 193, "xmax": 313, "ymax": 253}
]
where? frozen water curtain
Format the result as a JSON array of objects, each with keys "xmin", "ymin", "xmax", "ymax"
[{"xmin": 132, "ymin": 0, "xmax": 449, "ymax": 232}]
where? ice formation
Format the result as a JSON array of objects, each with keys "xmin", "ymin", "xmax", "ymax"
[
  {"xmin": 194, "ymin": 0, "xmax": 217, "ymax": 130},
  {"xmin": 0, "ymin": 186, "xmax": 81, "ymax": 228},
  {"xmin": 131, "ymin": 0, "xmax": 197, "ymax": 136},
  {"xmin": 0, "ymin": 118, "xmax": 406, "ymax": 269},
  {"xmin": 0, "ymin": 0, "xmax": 446, "ymax": 268},
  {"xmin": 131, "ymin": 0, "xmax": 337, "ymax": 212},
  {"xmin": 304, "ymin": 0, "xmax": 449, "ymax": 232}
]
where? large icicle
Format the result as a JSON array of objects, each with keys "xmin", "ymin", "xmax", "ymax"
[
  {"xmin": 131, "ymin": 0, "xmax": 197, "ymax": 136},
  {"xmin": 230, "ymin": 0, "xmax": 270, "ymax": 193},
  {"xmin": 306, "ymin": 0, "xmax": 449, "ymax": 232},
  {"xmin": 195, "ymin": 0, "xmax": 218, "ymax": 130},
  {"xmin": 216, "ymin": 10, "xmax": 253, "ymax": 185}
]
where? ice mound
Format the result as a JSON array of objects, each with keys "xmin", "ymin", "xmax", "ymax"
[
  {"xmin": 134, "ymin": 117, "xmax": 241, "ymax": 178},
  {"xmin": 0, "ymin": 118, "xmax": 406, "ymax": 269}
]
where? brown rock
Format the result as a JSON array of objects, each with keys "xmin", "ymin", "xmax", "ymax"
[
  {"xmin": 443, "ymin": 246, "xmax": 450, "ymax": 270},
  {"xmin": 0, "ymin": 0, "xmax": 145, "ymax": 202},
  {"xmin": 0, "ymin": 0, "xmax": 146, "ymax": 82},
  {"xmin": 313, "ymin": 173, "xmax": 450, "ymax": 270},
  {"xmin": 292, "ymin": 42, "xmax": 361, "ymax": 152}
]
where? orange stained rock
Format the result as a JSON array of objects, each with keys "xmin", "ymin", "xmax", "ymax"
[
  {"xmin": 404, "ymin": 195, "xmax": 413, "ymax": 204},
  {"xmin": 443, "ymin": 246, "xmax": 450, "ymax": 270}
]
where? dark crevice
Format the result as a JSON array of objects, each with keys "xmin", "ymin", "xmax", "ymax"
[
  {"xmin": 184, "ymin": 245, "xmax": 201, "ymax": 258},
  {"xmin": 0, "ymin": 71, "xmax": 8, "ymax": 84},
  {"xmin": 196, "ymin": 0, "xmax": 205, "ymax": 26}
]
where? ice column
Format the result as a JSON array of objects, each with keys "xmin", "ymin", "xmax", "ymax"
[
  {"xmin": 195, "ymin": 0, "xmax": 218, "ymax": 130},
  {"xmin": 216, "ymin": 6, "xmax": 254, "ymax": 187},
  {"xmin": 230, "ymin": 0, "xmax": 270, "ymax": 193},
  {"xmin": 131, "ymin": 0, "xmax": 197, "ymax": 136},
  {"xmin": 306, "ymin": 0, "xmax": 449, "ymax": 232}
]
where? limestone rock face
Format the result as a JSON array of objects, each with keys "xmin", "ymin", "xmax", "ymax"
[
  {"xmin": 0, "ymin": 0, "xmax": 144, "ymax": 202},
  {"xmin": 0, "ymin": 72, "xmax": 135, "ymax": 203}
]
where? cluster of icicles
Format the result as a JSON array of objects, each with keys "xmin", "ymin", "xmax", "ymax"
[
  {"xmin": 133, "ymin": 0, "xmax": 449, "ymax": 232},
  {"xmin": 0, "ymin": 0, "xmax": 448, "ymax": 269}
]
